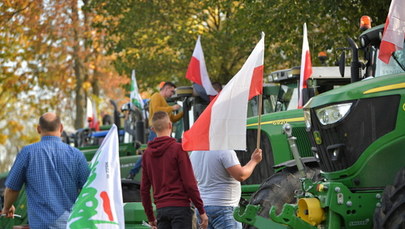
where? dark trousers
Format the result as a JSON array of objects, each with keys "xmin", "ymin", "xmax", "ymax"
[{"xmin": 157, "ymin": 206, "xmax": 193, "ymax": 229}]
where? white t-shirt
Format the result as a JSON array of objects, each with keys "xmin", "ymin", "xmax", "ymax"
[{"xmin": 190, "ymin": 150, "xmax": 241, "ymax": 207}]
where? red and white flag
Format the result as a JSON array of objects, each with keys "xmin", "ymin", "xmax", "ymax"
[
  {"xmin": 378, "ymin": 0, "xmax": 405, "ymax": 64},
  {"xmin": 186, "ymin": 36, "xmax": 218, "ymax": 96},
  {"xmin": 67, "ymin": 124, "xmax": 124, "ymax": 229},
  {"xmin": 87, "ymin": 97, "xmax": 100, "ymax": 131},
  {"xmin": 182, "ymin": 33, "xmax": 264, "ymax": 151},
  {"xmin": 298, "ymin": 23, "xmax": 313, "ymax": 108}
]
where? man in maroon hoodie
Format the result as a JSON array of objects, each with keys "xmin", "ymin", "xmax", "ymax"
[{"xmin": 141, "ymin": 111, "xmax": 208, "ymax": 229}]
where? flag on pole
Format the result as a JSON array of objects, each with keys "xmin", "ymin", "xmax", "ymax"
[
  {"xmin": 186, "ymin": 36, "xmax": 218, "ymax": 96},
  {"xmin": 182, "ymin": 33, "xmax": 264, "ymax": 151},
  {"xmin": 67, "ymin": 124, "xmax": 125, "ymax": 229},
  {"xmin": 87, "ymin": 97, "xmax": 99, "ymax": 130},
  {"xmin": 130, "ymin": 69, "xmax": 145, "ymax": 110},
  {"xmin": 298, "ymin": 23, "xmax": 313, "ymax": 108},
  {"xmin": 378, "ymin": 0, "xmax": 405, "ymax": 64}
]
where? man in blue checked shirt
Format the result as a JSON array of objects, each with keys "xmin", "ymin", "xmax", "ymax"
[{"xmin": 1, "ymin": 112, "xmax": 90, "ymax": 229}]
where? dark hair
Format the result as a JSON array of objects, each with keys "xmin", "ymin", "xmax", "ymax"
[
  {"xmin": 39, "ymin": 114, "xmax": 61, "ymax": 132},
  {"xmin": 161, "ymin": 81, "xmax": 176, "ymax": 90},
  {"xmin": 212, "ymin": 82, "xmax": 222, "ymax": 92}
]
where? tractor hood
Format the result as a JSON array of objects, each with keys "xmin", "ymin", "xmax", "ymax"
[{"xmin": 304, "ymin": 73, "xmax": 405, "ymax": 109}]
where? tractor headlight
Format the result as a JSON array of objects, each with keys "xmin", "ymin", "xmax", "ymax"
[
  {"xmin": 315, "ymin": 103, "xmax": 352, "ymax": 125},
  {"xmin": 303, "ymin": 109, "xmax": 311, "ymax": 130}
]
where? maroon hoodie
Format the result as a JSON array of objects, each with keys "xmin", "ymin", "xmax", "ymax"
[{"xmin": 141, "ymin": 136, "xmax": 205, "ymax": 222}]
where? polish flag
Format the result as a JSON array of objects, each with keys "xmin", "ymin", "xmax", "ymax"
[
  {"xmin": 182, "ymin": 33, "xmax": 264, "ymax": 151},
  {"xmin": 87, "ymin": 97, "xmax": 100, "ymax": 131},
  {"xmin": 186, "ymin": 36, "xmax": 218, "ymax": 96},
  {"xmin": 378, "ymin": 0, "xmax": 405, "ymax": 64},
  {"xmin": 298, "ymin": 23, "xmax": 313, "ymax": 108}
]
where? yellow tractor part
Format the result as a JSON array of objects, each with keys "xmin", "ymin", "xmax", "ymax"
[{"xmin": 297, "ymin": 198, "xmax": 325, "ymax": 226}]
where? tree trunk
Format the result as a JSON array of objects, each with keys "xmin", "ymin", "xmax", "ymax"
[{"xmin": 72, "ymin": 0, "xmax": 84, "ymax": 129}]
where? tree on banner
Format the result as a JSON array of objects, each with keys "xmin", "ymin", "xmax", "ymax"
[
  {"xmin": 67, "ymin": 124, "xmax": 125, "ymax": 229},
  {"xmin": 186, "ymin": 36, "xmax": 218, "ymax": 96},
  {"xmin": 378, "ymin": 0, "xmax": 405, "ymax": 64},
  {"xmin": 130, "ymin": 69, "xmax": 145, "ymax": 111},
  {"xmin": 298, "ymin": 23, "xmax": 313, "ymax": 109},
  {"xmin": 182, "ymin": 33, "xmax": 264, "ymax": 151}
]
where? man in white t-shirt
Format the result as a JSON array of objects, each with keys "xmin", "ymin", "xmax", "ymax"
[{"xmin": 190, "ymin": 148, "xmax": 262, "ymax": 228}]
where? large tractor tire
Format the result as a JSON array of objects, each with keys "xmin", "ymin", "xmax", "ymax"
[
  {"xmin": 243, "ymin": 166, "xmax": 320, "ymax": 229},
  {"xmin": 373, "ymin": 167, "xmax": 405, "ymax": 229}
]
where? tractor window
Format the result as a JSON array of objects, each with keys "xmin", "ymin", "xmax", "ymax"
[
  {"xmin": 392, "ymin": 45, "xmax": 405, "ymax": 71},
  {"xmin": 375, "ymin": 43, "xmax": 405, "ymax": 77},
  {"xmin": 275, "ymin": 85, "xmax": 296, "ymax": 111},
  {"xmin": 247, "ymin": 94, "xmax": 278, "ymax": 116}
]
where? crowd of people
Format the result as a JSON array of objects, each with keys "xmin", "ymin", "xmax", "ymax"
[{"xmin": 1, "ymin": 81, "xmax": 263, "ymax": 229}]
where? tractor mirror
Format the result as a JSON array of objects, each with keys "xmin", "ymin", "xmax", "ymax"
[{"xmin": 339, "ymin": 52, "xmax": 346, "ymax": 77}]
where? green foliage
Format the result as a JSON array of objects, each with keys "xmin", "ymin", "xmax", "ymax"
[{"xmin": 88, "ymin": 0, "xmax": 391, "ymax": 90}]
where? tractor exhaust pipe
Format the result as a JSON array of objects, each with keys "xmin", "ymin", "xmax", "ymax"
[{"xmin": 283, "ymin": 123, "xmax": 306, "ymax": 178}]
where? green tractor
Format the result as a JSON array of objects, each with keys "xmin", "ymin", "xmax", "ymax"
[
  {"xmin": 236, "ymin": 64, "xmax": 351, "ymax": 226},
  {"xmin": 235, "ymin": 24, "xmax": 405, "ymax": 228}
]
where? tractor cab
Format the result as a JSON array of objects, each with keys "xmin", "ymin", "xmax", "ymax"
[{"xmin": 248, "ymin": 66, "xmax": 351, "ymax": 117}]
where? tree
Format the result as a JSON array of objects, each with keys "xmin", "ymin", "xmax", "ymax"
[
  {"xmin": 0, "ymin": 0, "xmax": 129, "ymax": 172},
  {"xmin": 89, "ymin": 0, "xmax": 391, "ymax": 90}
]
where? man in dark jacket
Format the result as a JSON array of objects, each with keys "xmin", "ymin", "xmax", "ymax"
[{"xmin": 141, "ymin": 111, "xmax": 208, "ymax": 229}]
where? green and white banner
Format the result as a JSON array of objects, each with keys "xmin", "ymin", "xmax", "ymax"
[
  {"xmin": 67, "ymin": 124, "xmax": 125, "ymax": 229},
  {"xmin": 130, "ymin": 69, "xmax": 144, "ymax": 110}
]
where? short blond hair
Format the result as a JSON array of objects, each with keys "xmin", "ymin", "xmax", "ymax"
[{"xmin": 152, "ymin": 111, "xmax": 170, "ymax": 132}]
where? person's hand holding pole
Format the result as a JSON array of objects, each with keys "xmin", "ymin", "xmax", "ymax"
[{"xmin": 251, "ymin": 148, "xmax": 263, "ymax": 163}]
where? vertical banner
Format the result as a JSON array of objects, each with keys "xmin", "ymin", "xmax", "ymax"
[
  {"xmin": 130, "ymin": 69, "xmax": 145, "ymax": 111},
  {"xmin": 67, "ymin": 124, "xmax": 125, "ymax": 229}
]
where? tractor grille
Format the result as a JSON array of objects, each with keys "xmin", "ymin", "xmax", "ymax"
[
  {"xmin": 292, "ymin": 126, "xmax": 313, "ymax": 158},
  {"xmin": 308, "ymin": 95, "xmax": 399, "ymax": 172}
]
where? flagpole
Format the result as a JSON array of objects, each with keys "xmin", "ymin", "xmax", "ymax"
[{"xmin": 256, "ymin": 94, "xmax": 263, "ymax": 149}]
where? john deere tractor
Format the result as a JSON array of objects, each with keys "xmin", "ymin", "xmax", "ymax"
[
  {"xmin": 235, "ymin": 23, "xmax": 405, "ymax": 229},
  {"xmin": 235, "ymin": 64, "xmax": 351, "ymax": 228}
]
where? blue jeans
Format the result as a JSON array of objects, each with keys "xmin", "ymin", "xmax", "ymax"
[
  {"xmin": 129, "ymin": 156, "xmax": 142, "ymax": 176},
  {"xmin": 130, "ymin": 129, "xmax": 156, "ymax": 176},
  {"xmin": 197, "ymin": 206, "xmax": 242, "ymax": 229}
]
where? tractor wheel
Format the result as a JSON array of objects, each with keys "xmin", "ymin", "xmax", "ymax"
[
  {"xmin": 373, "ymin": 167, "xmax": 405, "ymax": 229},
  {"xmin": 243, "ymin": 166, "xmax": 320, "ymax": 229}
]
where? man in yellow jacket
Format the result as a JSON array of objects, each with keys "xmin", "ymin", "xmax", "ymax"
[
  {"xmin": 127, "ymin": 81, "xmax": 184, "ymax": 180},
  {"xmin": 148, "ymin": 81, "xmax": 183, "ymax": 141}
]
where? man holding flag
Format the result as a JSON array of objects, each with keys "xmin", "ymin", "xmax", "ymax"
[
  {"xmin": 184, "ymin": 34, "xmax": 265, "ymax": 227},
  {"xmin": 190, "ymin": 148, "xmax": 262, "ymax": 228}
]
